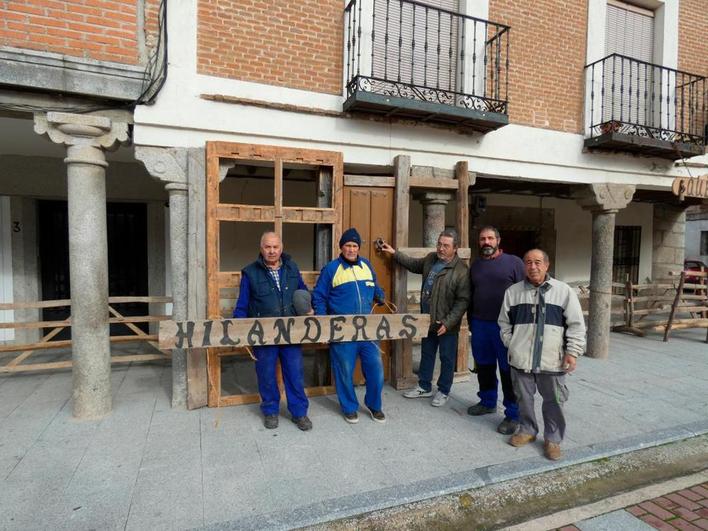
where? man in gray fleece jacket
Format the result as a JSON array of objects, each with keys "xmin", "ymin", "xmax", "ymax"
[{"xmin": 498, "ymin": 249, "xmax": 586, "ymax": 461}]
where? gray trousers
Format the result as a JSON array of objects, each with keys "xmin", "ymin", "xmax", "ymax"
[{"xmin": 510, "ymin": 368, "xmax": 569, "ymax": 443}]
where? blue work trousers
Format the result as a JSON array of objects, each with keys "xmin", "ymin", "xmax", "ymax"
[
  {"xmin": 418, "ymin": 331, "xmax": 459, "ymax": 395},
  {"xmin": 254, "ymin": 345, "xmax": 309, "ymax": 418},
  {"xmin": 470, "ymin": 318, "xmax": 519, "ymax": 421},
  {"xmin": 329, "ymin": 341, "xmax": 384, "ymax": 415}
]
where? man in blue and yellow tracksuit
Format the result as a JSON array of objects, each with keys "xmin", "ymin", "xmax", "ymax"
[{"xmin": 312, "ymin": 228, "xmax": 386, "ymax": 424}]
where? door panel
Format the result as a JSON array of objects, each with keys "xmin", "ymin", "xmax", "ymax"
[{"xmin": 343, "ymin": 186, "xmax": 395, "ymax": 382}]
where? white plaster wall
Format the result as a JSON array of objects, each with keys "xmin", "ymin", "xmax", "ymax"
[
  {"xmin": 685, "ymin": 219, "xmax": 708, "ymax": 263},
  {"xmin": 0, "ymin": 196, "xmax": 14, "ymax": 341},
  {"xmin": 0, "ymin": 155, "xmax": 166, "ymax": 201}
]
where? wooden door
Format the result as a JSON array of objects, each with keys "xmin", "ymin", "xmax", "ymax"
[{"xmin": 343, "ymin": 186, "xmax": 394, "ymax": 381}]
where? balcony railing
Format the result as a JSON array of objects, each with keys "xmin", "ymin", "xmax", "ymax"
[
  {"xmin": 343, "ymin": 0, "xmax": 509, "ymax": 132},
  {"xmin": 585, "ymin": 54, "xmax": 707, "ymax": 159}
]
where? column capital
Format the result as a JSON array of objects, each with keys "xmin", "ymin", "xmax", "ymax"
[
  {"xmin": 576, "ymin": 183, "xmax": 635, "ymax": 212},
  {"xmin": 134, "ymin": 146, "xmax": 188, "ymax": 185},
  {"xmin": 34, "ymin": 112, "xmax": 128, "ymax": 151},
  {"xmin": 413, "ymin": 191, "xmax": 455, "ymax": 205}
]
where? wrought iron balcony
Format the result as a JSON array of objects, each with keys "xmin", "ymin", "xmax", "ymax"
[
  {"xmin": 585, "ymin": 54, "xmax": 707, "ymax": 160},
  {"xmin": 343, "ymin": 0, "xmax": 509, "ymax": 132}
]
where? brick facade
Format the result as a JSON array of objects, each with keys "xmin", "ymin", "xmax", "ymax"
[
  {"xmin": 197, "ymin": 0, "xmax": 343, "ymax": 95},
  {"xmin": 678, "ymin": 0, "xmax": 708, "ymax": 77},
  {"xmin": 0, "ymin": 1, "xmax": 147, "ymax": 65},
  {"xmin": 488, "ymin": 0, "xmax": 587, "ymax": 134}
]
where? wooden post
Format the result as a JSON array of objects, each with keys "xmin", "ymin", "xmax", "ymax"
[
  {"xmin": 391, "ymin": 155, "xmax": 416, "ymax": 389},
  {"xmin": 664, "ymin": 272, "xmax": 685, "ymax": 342}
]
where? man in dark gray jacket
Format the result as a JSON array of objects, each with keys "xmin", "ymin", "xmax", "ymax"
[
  {"xmin": 498, "ymin": 249, "xmax": 586, "ymax": 461},
  {"xmin": 380, "ymin": 230, "xmax": 470, "ymax": 407}
]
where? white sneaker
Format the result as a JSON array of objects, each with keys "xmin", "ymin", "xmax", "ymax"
[
  {"xmin": 402, "ymin": 386, "xmax": 434, "ymax": 399},
  {"xmin": 431, "ymin": 391, "xmax": 449, "ymax": 407}
]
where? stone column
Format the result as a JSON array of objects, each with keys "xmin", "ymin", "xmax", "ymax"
[
  {"xmin": 415, "ymin": 192, "xmax": 454, "ymax": 247},
  {"xmin": 34, "ymin": 112, "xmax": 128, "ymax": 419},
  {"xmin": 576, "ymin": 184, "xmax": 635, "ymax": 359},
  {"xmin": 135, "ymin": 146, "xmax": 189, "ymax": 408},
  {"xmin": 652, "ymin": 204, "xmax": 687, "ymax": 281}
]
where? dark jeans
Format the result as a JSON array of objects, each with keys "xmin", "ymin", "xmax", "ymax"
[{"xmin": 418, "ymin": 331, "xmax": 458, "ymax": 395}]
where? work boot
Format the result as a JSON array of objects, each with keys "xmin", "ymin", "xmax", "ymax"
[
  {"xmin": 431, "ymin": 391, "xmax": 449, "ymax": 407},
  {"xmin": 369, "ymin": 409, "xmax": 386, "ymax": 424},
  {"xmin": 496, "ymin": 417, "xmax": 519, "ymax": 435},
  {"xmin": 403, "ymin": 386, "xmax": 434, "ymax": 399},
  {"xmin": 343, "ymin": 411, "xmax": 359, "ymax": 424},
  {"xmin": 292, "ymin": 416, "xmax": 312, "ymax": 431},
  {"xmin": 509, "ymin": 433, "xmax": 536, "ymax": 447},
  {"xmin": 544, "ymin": 440, "xmax": 562, "ymax": 461},
  {"xmin": 263, "ymin": 414, "xmax": 279, "ymax": 429},
  {"xmin": 467, "ymin": 402, "xmax": 496, "ymax": 416}
]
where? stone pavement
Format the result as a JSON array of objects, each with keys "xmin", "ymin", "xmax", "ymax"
[{"xmin": 0, "ymin": 328, "xmax": 706, "ymax": 530}]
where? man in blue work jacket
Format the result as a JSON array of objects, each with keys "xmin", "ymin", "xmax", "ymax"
[
  {"xmin": 233, "ymin": 231, "xmax": 312, "ymax": 431},
  {"xmin": 312, "ymin": 228, "xmax": 386, "ymax": 424}
]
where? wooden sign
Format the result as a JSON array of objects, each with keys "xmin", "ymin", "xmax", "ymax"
[
  {"xmin": 159, "ymin": 313, "xmax": 431, "ymax": 350},
  {"xmin": 672, "ymin": 174, "xmax": 708, "ymax": 200}
]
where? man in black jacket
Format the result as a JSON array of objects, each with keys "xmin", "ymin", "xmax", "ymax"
[
  {"xmin": 380, "ymin": 230, "xmax": 470, "ymax": 407},
  {"xmin": 233, "ymin": 232, "xmax": 312, "ymax": 431}
]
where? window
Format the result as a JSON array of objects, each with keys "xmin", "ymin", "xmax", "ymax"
[{"xmin": 613, "ymin": 225, "xmax": 641, "ymax": 284}]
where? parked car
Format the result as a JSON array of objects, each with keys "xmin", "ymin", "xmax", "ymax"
[{"xmin": 684, "ymin": 260, "xmax": 707, "ymax": 284}]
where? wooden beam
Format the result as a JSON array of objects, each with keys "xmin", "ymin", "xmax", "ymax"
[
  {"xmin": 456, "ymin": 161, "xmax": 471, "ymax": 249},
  {"xmin": 344, "ymin": 175, "xmax": 395, "ymax": 188},
  {"xmin": 409, "ymin": 175, "xmax": 459, "ymax": 190},
  {"xmin": 0, "ymin": 335, "xmax": 158, "ymax": 353},
  {"xmin": 0, "ymin": 354, "xmax": 169, "ymax": 374},
  {"xmin": 392, "ymin": 155, "xmax": 413, "ymax": 389},
  {"xmin": 274, "ymin": 157, "xmax": 283, "ymax": 236},
  {"xmin": 0, "ymin": 296, "xmax": 172, "ymax": 311}
]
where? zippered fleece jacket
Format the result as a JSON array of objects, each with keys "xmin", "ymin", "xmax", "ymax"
[
  {"xmin": 313, "ymin": 255, "xmax": 385, "ymax": 315},
  {"xmin": 498, "ymin": 276, "xmax": 586, "ymax": 373},
  {"xmin": 394, "ymin": 251, "xmax": 470, "ymax": 334}
]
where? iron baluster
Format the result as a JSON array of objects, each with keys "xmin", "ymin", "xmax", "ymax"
[
  {"xmin": 619, "ymin": 55, "xmax": 624, "ymax": 123},
  {"xmin": 424, "ymin": 6, "xmax": 428, "ymax": 87},
  {"xmin": 448, "ymin": 12, "xmax": 453, "ymax": 91},
  {"xmin": 371, "ymin": 0, "xmax": 376, "ymax": 78},
  {"xmin": 397, "ymin": 0, "xmax": 402, "ymax": 82},
  {"xmin": 411, "ymin": 4, "xmax": 416, "ymax": 85},
  {"xmin": 384, "ymin": 0, "xmax": 390, "ymax": 80},
  {"xmin": 436, "ymin": 9, "xmax": 441, "ymax": 89},
  {"xmin": 356, "ymin": 0, "xmax": 362, "ymax": 76},
  {"xmin": 459, "ymin": 13, "xmax": 465, "ymax": 103},
  {"xmin": 472, "ymin": 19, "xmax": 477, "ymax": 96},
  {"xmin": 590, "ymin": 61, "xmax": 595, "ymax": 133}
]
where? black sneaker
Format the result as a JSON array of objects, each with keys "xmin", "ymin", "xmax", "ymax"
[
  {"xmin": 496, "ymin": 417, "xmax": 519, "ymax": 435},
  {"xmin": 343, "ymin": 411, "xmax": 359, "ymax": 424},
  {"xmin": 369, "ymin": 409, "xmax": 386, "ymax": 424},
  {"xmin": 263, "ymin": 414, "xmax": 279, "ymax": 429},
  {"xmin": 292, "ymin": 416, "xmax": 313, "ymax": 431},
  {"xmin": 467, "ymin": 402, "xmax": 496, "ymax": 416}
]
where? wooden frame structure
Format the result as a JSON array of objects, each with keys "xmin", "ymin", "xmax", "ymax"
[
  {"xmin": 205, "ymin": 141, "xmax": 343, "ymax": 407},
  {"xmin": 391, "ymin": 157, "xmax": 473, "ymax": 388},
  {"xmin": 0, "ymin": 296, "xmax": 172, "ymax": 373}
]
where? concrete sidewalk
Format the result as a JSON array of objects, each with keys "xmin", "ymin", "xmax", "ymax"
[{"xmin": 1, "ymin": 329, "xmax": 706, "ymax": 531}]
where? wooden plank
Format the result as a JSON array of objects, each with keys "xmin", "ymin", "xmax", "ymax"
[
  {"xmin": 206, "ymin": 142, "xmax": 221, "ymax": 320},
  {"xmin": 344, "ymin": 175, "xmax": 395, "ymax": 188},
  {"xmin": 664, "ymin": 272, "xmax": 685, "ymax": 342},
  {"xmin": 455, "ymin": 161, "xmax": 471, "ymax": 249},
  {"xmin": 282, "ymin": 207, "xmax": 337, "ymax": 223},
  {"xmin": 108, "ymin": 305, "xmax": 166, "ymax": 353},
  {"xmin": 0, "ymin": 354, "xmax": 168, "ymax": 374},
  {"xmin": 187, "ymin": 348, "xmax": 208, "ymax": 409},
  {"xmin": 5, "ymin": 326, "xmax": 64, "ymax": 368},
  {"xmin": 316, "ymin": 167, "xmax": 333, "ymax": 270},
  {"xmin": 392, "ymin": 155, "xmax": 412, "ymax": 388},
  {"xmin": 159, "ymin": 313, "xmax": 431, "ymax": 350},
  {"xmin": 0, "ymin": 335, "xmax": 158, "ymax": 353},
  {"xmin": 409, "ymin": 175, "xmax": 459, "ymax": 190},
  {"xmin": 216, "ymin": 270, "xmax": 319, "ymax": 289},
  {"xmin": 274, "ymin": 157, "xmax": 283, "ymax": 236},
  {"xmin": 397, "ymin": 247, "xmax": 472, "ymax": 259},
  {"xmin": 0, "ymin": 296, "xmax": 172, "ymax": 311},
  {"xmin": 0, "ymin": 315, "xmax": 170, "ymax": 330},
  {"xmin": 332, "ymin": 151, "xmax": 344, "ymax": 258},
  {"xmin": 217, "ymin": 385, "xmax": 337, "ymax": 407},
  {"xmin": 215, "ymin": 203, "xmax": 275, "ymax": 222}
]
